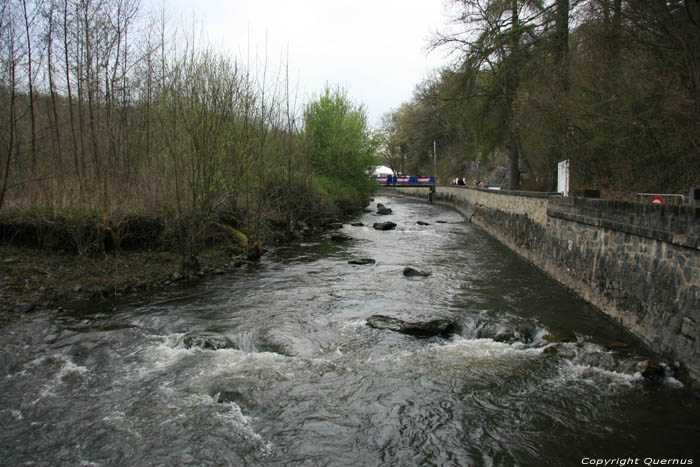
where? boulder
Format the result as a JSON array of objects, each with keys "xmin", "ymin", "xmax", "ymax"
[
  {"xmin": 217, "ymin": 390, "xmax": 249, "ymax": 406},
  {"xmin": 348, "ymin": 258, "xmax": 376, "ymax": 265},
  {"xmin": 542, "ymin": 329, "xmax": 577, "ymax": 344},
  {"xmin": 376, "ymin": 204, "xmax": 393, "ymax": 215},
  {"xmin": 637, "ymin": 360, "xmax": 666, "ymax": 382},
  {"xmin": 331, "ymin": 234, "xmax": 352, "ymax": 242},
  {"xmin": 478, "ymin": 323, "xmax": 535, "ymax": 344},
  {"xmin": 12, "ymin": 303, "xmax": 35, "ymax": 313},
  {"xmin": 605, "ymin": 340, "xmax": 630, "ymax": 350},
  {"xmin": 542, "ymin": 343, "xmax": 577, "ymax": 359},
  {"xmin": 373, "ymin": 222, "xmax": 397, "ymax": 231},
  {"xmin": 416, "ymin": 221, "xmax": 430, "ymax": 226},
  {"xmin": 366, "ymin": 312, "xmax": 459, "ymax": 337},
  {"xmin": 246, "ymin": 241, "xmax": 265, "ymax": 261},
  {"xmin": 403, "ymin": 266, "xmax": 431, "ymax": 277},
  {"xmin": 350, "ymin": 222, "xmax": 364, "ymax": 227},
  {"xmin": 181, "ymin": 332, "xmax": 237, "ymax": 351}
]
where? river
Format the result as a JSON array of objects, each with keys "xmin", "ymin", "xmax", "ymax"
[{"xmin": 1, "ymin": 195, "xmax": 699, "ymax": 466}]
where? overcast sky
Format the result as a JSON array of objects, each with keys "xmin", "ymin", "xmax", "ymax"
[{"xmin": 149, "ymin": 0, "xmax": 451, "ymax": 128}]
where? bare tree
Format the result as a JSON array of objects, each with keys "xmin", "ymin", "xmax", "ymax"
[
  {"xmin": 432, "ymin": 0, "xmax": 547, "ymax": 189},
  {"xmin": 21, "ymin": 0, "xmax": 38, "ymax": 175},
  {"xmin": 0, "ymin": 3, "xmax": 22, "ymax": 211}
]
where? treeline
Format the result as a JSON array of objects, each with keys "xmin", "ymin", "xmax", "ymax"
[
  {"xmin": 0, "ymin": 0, "xmax": 377, "ymax": 258},
  {"xmin": 380, "ymin": 0, "xmax": 700, "ymax": 197}
]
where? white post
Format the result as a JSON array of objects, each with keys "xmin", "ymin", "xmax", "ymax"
[{"xmin": 557, "ymin": 159, "xmax": 570, "ymax": 197}]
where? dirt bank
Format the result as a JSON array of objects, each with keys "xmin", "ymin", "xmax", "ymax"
[{"xmin": 0, "ymin": 244, "xmax": 253, "ymax": 327}]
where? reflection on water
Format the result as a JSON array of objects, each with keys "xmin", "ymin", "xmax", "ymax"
[{"xmin": 1, "ymin": 196, "xmax": 699, "ymax": 466}]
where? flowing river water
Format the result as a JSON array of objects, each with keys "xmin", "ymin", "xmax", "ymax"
[{"xmin": 1, "ymin": 195, "xmax": 699, "ymax": 466}]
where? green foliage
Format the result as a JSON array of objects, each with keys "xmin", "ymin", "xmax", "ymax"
[
  {"xmin": 303, "ymin": 86, "xmax": 379, "ymax": 211},
  {"xmin": 314, "ymin": 175, "xmax": 371, "ymax": 215}
]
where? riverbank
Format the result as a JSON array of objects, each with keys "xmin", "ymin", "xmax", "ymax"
[
  {"xmin": 0, "ymin": 208, "xmax": 359, "ymax": 327},
  {"xmin": 0, "ymin": 244, "xmax": 247, "ymax": 327}
]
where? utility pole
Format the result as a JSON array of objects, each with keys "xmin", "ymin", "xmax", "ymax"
[
  {"xmin": 433, "ymin": 139, "xmax": 437, "ymax": 182},
  {"xmin": 430, "ymin": 139, "xmax": 437, "ymax": 204}
]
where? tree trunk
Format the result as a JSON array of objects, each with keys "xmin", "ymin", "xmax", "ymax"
[
  {"xmin": 47, "ymin": 0, "xmax": 64, "ymax": 168},
  {"xmin": 64, "ymin": 0, "xmax": 82, "ymax": 186},
  {"xmin": 507, "ymin": 0, "xmax": 521, "ymax": 190},
  {"xmin": 21, "ymin": 0, "xmax": 37, "ymax": 176},
  {"xmin": 555, "ymin": 0, "xmax": 570, "ymax": 92},
  {"xmin": 0, "ymin": 49, "xmax": 18, "ymax": 213}
]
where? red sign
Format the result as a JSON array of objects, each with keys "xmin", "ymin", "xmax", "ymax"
[{"xmin": 650, "ymin": 195, "xmax": 665, "ymax": 204}]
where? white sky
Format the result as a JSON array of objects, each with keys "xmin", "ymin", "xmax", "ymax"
[{"xmin": 149, "ymin": 0, "xmax": 451, "ymax": 128}]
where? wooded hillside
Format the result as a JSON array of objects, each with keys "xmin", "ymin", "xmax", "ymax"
[{"xmin": 380, "ymin": 0, "xmax": 700, "ymax": 198}]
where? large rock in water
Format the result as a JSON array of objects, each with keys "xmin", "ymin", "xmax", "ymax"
[
  {"xmin": 217, "ymin": 390, "xmax": 248, "ymax": 405},
  {"xmin": 181, "ymin": 332, "xmax": 237, "ymax": 351},
  {"xmin": 376, "ymin": 203, "xmax": 392, "ymax": 215},
  {"xmin": 348, "ymin": 258, "xmax": 376, "ymax": 265},
  {"xmin": 403, "ymin": 266, "xmax": 431, "ymax": 277},
  {"xmin": 366, "ymin": 312, "xmax": 459, "ymax": 337},
  {"xmin": 373, "ymin": 222, "xmax": 397, "ymax": 231},
  {"xmin": 637, "ymin": 360, "xmax": 666, "ymax": 382}
]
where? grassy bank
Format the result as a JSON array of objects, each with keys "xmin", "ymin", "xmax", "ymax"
[{"xmin": 0, "ymin": 174, "xmax": 375, "ymax": 327}]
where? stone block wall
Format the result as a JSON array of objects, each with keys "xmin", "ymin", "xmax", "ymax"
[{"xmin": 384, "ymin": 186, "xmax": 700, "ymax": 386}]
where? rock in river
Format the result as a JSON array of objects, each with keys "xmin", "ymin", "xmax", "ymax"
[
  {"xmin": 348, "ymin": 258, "xmax": 376, "ymax": 265},
  {"xmin": 376, "ymin": 203, "xmax": 392, "ymax": 215},
  {"xmin": 12, "ymin": 303, "xmax": 35, "ymax": 313},
  {"xmin": 217, "ymin": 390, "xmax": 249, "ymax": 405},
  {"xmin": 637, "ymin": 360, "xmax": 666, "ymax": 382},
  {"xmin": 373, "ymin": 222, "xmax": 397, "ymax": 231},
  {"xmin": 181, "ymin": 332, "xmax": 237, "ymax": 351},
  {"xmin": 367, "ymin": 312, "xmax": 459, "ymax": 337},
  {"xmin": 403, "ymin": 266, "xmax": 431, "ymax": 277}
]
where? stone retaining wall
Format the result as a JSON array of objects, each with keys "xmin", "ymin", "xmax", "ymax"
[{"xmin": 384, "ymin": 186, "xmax": 700, "ymax": 387}]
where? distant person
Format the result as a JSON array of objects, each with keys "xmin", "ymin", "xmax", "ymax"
[{"xmin": 458, "ymin": 177, "xmax": 466, "ymax": 186}]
